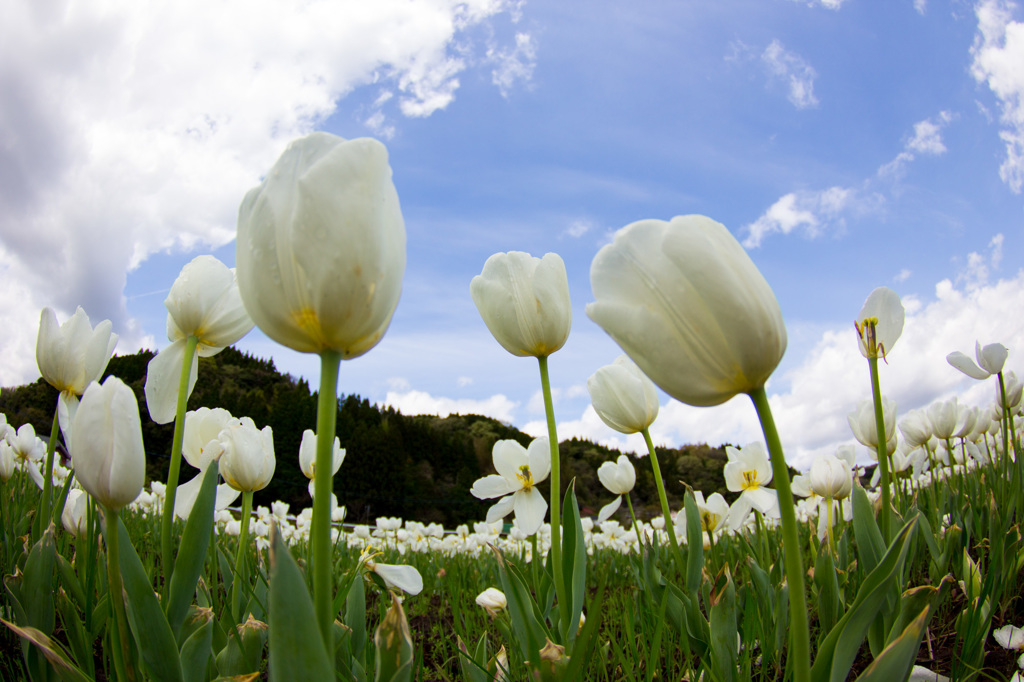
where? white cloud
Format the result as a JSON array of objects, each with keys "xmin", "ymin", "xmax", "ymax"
[
  {"xmin": 878, "ymin": 111, "xmax": 954, "ymax": 179},
  {"xmin": 956, "ymin": 232, "xmax": 1005, "ymax": 290},
  {"xmin": 971, "ymin": 0, "xmax": 1024, "ymax": 192},
  {"xmin": 789, "ymin": 0, "xmax": 848, "ymax": 9},
  {"xmin": 915, "ymin": 0, "xmax": 928, "ymax": 15},
  {"xmin": 383, "ymin": 389, "xmax": 518, "ymax": 422},
  {"xmin": 457, "ymin": 376, "xmax": 474, "ymax": 387},
  {"xmin": 565, "ymin": 219, "xmax": 592, "ymax": 238},
  {"xmin": 895, "ymin": 268, "xmax": 913, "ymax": 283},
  {"xmin": 761, "ymin": 40, "xmax": 819, "ymax": 109},
  {"xmin": 0, "ymin": 0, "xmax": 525, "ymax": 387},
  {"xmin": 743, "ymin": 186, "xmax": 853, "ymax": 248},
  {"xmin": 490, "ymin": 32, "xmax": 537, "ymax": 98}
]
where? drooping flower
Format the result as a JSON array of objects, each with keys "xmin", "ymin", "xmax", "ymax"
[
  {"xmin": 144, "ymin": 256, "xmax": 254, "ymax": 424},
  {"xmin": 470, "ymin": 251, "xmax": 571, "ymax": 358},
  {"xmin": 174, "ymin": 407, "xmax": 241, "ymax": 520},
  {"xmin": 596, "ymin": 454, "xmax": 637, "ymax": 522},
  {"xmin": 947, "ymin": 341, "xmax": 1009, "ymax": 380},
  {"xmin": 475, "ymin": 587, "xmax": 508, "ymax": 618},
  {"xmin": 70, "ymin": 377, "xmax": 146, "ymax": 511},
  {"xmin": 587, "ymin": 215, "xmax": 786, "ymax": 407},
  {"xmin": 236, "ymin": 133, "xmax": 406, "ymax": 357},
  {"xmin": 35, "ymin": 306, "xmax": 118, "ymax": 441},
  {"xmin": 587, "ymin": 355, "xmax": 660, "ymax": 434},
  {"xmin": 470, "ymin": 438, "xmax": 551, "ymax": 535},
  {"xmin": 855, "ymin": 287, "xmax": 904, "ymax": 360}
]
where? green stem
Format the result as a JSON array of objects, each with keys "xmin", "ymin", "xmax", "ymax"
[
  {"xmin": 536, "ymin": 356, "xmax": 567, "ymax": 628},
  {"xmin": 160, "ymin": 334, "xmax": 200, "ymax": 596},
  {"xmin": 749, "ymin": 387, "xmax": 809, "ymax": 682},
  {"xmin": 625, "ymin": 494, "xmax": 644, "ymax": 550},
  {"xmin": 103, "ymin": 508, "xmax": 137, "ymax": 682},
  {"xmin": 313, "ymin": 350, "xmax": 342, "ymax": 652},
  {"xmin": 37, "ymin": 409, "xmax": 60, "ymax": 539},
  {"xmin": 232, "ymin": 491, "xmax": 253, "ymax": 620},
  {"xmin": 641, "ymin": 428, "xmax": 685, "ymax": 574},
  {"xmin": 867, "ymin": 355, "xmax": 892, "ymax": 541}
]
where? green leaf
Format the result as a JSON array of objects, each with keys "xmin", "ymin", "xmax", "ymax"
[
  {"xmin": 373, "ymin": 593, "xmax": 414, "ymax": 682},
  {"xmin": 814, "ymin": 548, "xmax": 841, "ymax": 638},
  {"xmin": 179, "ymin": 610, "xmax": 214, "ymax": 682},
  {"xmin": 455, "ymin": 634, "xmax": 489, "ymax": 682},
  {"xmin": 116, "ymin": 518, "xmax": 184, "ymax": 682},
  {"xmin": 55, "ymin": 554, "xmax": 87, "ymax": 613},
  {"xmin": 709, "ymin": 566, "xmax": 738, "ymax": 682},
  {"xmin": 855, "ymin": 607, "xmax": 930, "ymax": 682},
  {"xmin": 167, "ymin": 462, "xmax": 220, "ymax": 638},
  {"xmin": 560, "ymin": 480, "xmax": 587, "ymax": 646},
  {"xmin": 345, "ymin": 569, "xmax": 368, "ymax": 662},
  {"xmin": 1, "ymin": 620, "xmax": 92, "ymax": 682},
  {"xmin": 267, "ymin": 523, "xmax": 333, "ymax": 682},
  {"xmin": 57, "ymin": 590, "xmax": 94, "ymax": 680},
  {"xmin": 23, "ymin": 525, "xmax": 57, "ymax": 637},
  {"xmin": 494, "ymin": 547, "xmax": 550, "ymax": 666},
  {"xmin": 851, "ymin": 486, "xmax": 884, "ymax": 576},
  {"xmin": 810, "ymin": 515, "xmax": 917, "ymax": 682},
  {"xmin": 683, "ymin": 491, "xmax": 703, "ymax": 595}
]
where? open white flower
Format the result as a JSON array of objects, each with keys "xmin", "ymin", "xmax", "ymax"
[
  {"xmin": 470, "ymin": 438, "xmax": 550, "ymax": 535},
  {"xmin": 947, "ymin": 341, "xmax": 1008, "ymax": 380},
  {"xmin": 596, "ymin": 454, "xmax": 636, "ymax": 522},
  {"xmin": 174, "ymin": 407, "xmax": 240, "ymax": 521},
  {"xmin": 723, "ymin": 442, "xmax": 779, "ymax": 530},
  {"xmin": 855, "ymin": 287, "xmax": 904, "ymax": 359}
]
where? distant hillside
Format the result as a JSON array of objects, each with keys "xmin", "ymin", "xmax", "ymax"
[{"xmin": 0, "ymin": 348, "xmax": 737, "ymax": 525}]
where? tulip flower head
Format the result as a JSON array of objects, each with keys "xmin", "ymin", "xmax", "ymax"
[
  {"xmin": 298, "ymin": 429, "xmax": 346, "ymax": 480},
  {"xmin": 219, "ymin": 418, "xmax": 276, "ymax": 493},
  {"xmin": 587, "ymin": 355, "xmax": 660, "ymax": 434},
  {"xmin": 947, "ymin": 341, "xmax": 1009, "ymax": 380},
  {"xmin": 475, "ymin": 587, "xmax": 508, "ymax": 618},
  {"xmin": 174, "ymin": 407, "xmax": 241, "ymax": 520},
  {"xmin": 723, "ymin": 442, "xmax": 780, "ymax": 530},
  {"xmin": 848, "ymin": 397, "xmax": 897, "ymax": 452},
  {"xmin": 236, "ymin": 133, "xmax": 406, "ymax": 357},
  {"xmin": 470, "ymin": 438, "xmax": 551, "ymax": 535},
  {"xmin": 70, "ymin": 377, "xmax": 146, "ymax": 511},
  {"xmin": 587, "ymin": 215, "xmax": 786, "ymax": 407},
  {"xmin": 596, "ymin": 454, "xmax": 637, "ymax": 522},
  {"xmin": 855, "ymin": 287, "xmax": 904, "ymax": 360},
  {"xmin": 471, "ymin": 251, "xmax": 572, "ymax": 358},
  {"xmin": 36, "ymin": 306, "xmax": 118, "ymax": 440},
  {"xmin": 144, "ymin": 256, "xmax": 254, "ymax": 424},
  {"xmin": 808, "ymin": 455, "xmax": 853, "ymax": 501}
]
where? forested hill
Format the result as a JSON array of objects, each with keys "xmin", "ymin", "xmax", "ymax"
[{"xmin": 0, "ymin": 347, "xmax": 735, "ymax": 526}]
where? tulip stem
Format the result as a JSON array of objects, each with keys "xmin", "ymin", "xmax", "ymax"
[
  {"xmin": 625, "ymin": 494, "xmax": 644, "ymax": 549},
  {"xmin": 160, "ymin": 334, "xmax": 199, "ymax": 597},
  {"xmin": 641, "ymin": 428, "xmax": 685, "ymax": 575},
  {"xmin": 749, "ymin": 387, "xmax": 809, "ymax": 682},
  {"xmin": 232, "ymin": 490, "xmax": 253, "ymax": 620},
  {"xmin": 537, "ymin": 356, "xmax": 568, "ymax": 631},
  {"xmin": 36, "ymin": 409, "xmax": 60, "ymax": 539},
  {"xmin": 103, "ymin": 508, "xmax": 137, "ymax": 682},
  {"xmin": 867, "ymin": 355, "xmax": 892, "ymax": 541},
  {"xmin": 313, "ymin": 350, "xmax": 342, "ymax": 653}
]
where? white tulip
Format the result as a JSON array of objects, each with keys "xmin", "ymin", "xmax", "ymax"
[
  {"xmin": 587, "ymin": 355, "xmax": 660, "ymax": 434},
  {"xmin": 855, "ymin": 287, "xmax": 904, "ymax": 359},
  {"xmin": 219, "ymin": 418, "xmax": 276, "ymax": 493}
]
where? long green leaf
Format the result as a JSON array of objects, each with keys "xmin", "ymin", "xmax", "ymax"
[
  {"xmin": 267, "ymin": 523, "xmax": 333, "ymax": 682},
  {"xmin": 560, "ymin": 481, "xmax": 587, "ymax": 647},
  {"xmin": 117, "ymin": 518, "xmax": 184, "ymax": 682},
  {"xmin": 23, "ymin": 525, "xmax": 57, "ymax": 637},
  {"xmin": 179, "ymin": 611, "xmax": 214, "ymax": 682},
  {"xmin": 684, "ymin": 491, "xmax": 703, "ymax": 595},
  {"xmin": 167, "ymin": 463, "xmax": 220, "ymax": 638},
  {"xmin": 709, "ymin": 566, "xmax": 738, "ymax": 682},
  {"xmin": 1, "ymin": 621, "xmax": 92, "ymax": 682},
  {"xmin": 855, "ymin": 607, "xmax": 930, "ymax": 682},
  {"xmin": 810, "ymin": 516, "xmax": 917, "ymax": 682},
  {"xmin": 494, "ymin": 547, "xmax": 549, "ymax": 665}
]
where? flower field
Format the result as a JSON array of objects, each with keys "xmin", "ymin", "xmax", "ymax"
[{"xmin": 1, "ymin": 132, "xmax": 1023, "ymax": 681}]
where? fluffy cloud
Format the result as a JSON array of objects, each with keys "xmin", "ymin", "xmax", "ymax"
[
  {"xmin": 761, "ymin": 40, "xmax": 819, "ymax": 109},
  {"xmin": 971, "ymin": 0, "xmax": 1024, "ymax": 192},
  {"xmin": 743, "ymin": 186, "xmax": 853, "ymax": 248},
  {"xmin": 384, "ymin": 389, "xmax": 519, "ymax": 423},
  {"xmin": 878, "ymin": 111, "xmax": 954, "ymax": 179},
  {"xmin": 0, "ymin": 0, "xmax": 527, "ymax": 386}
]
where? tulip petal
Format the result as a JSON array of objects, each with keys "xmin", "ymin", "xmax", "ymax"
[
  {"xmin": 946, "ymin": 351, "xmax": 990, "ymax": 380},
  {"xmin": 492, "ymin": 440, "xmax": 528, "ymax": 483},
  {"xmin": 472, "ymin": 475, "xmax": 517, "ymax": 500},
  {"xmin": 597, "ymin": 496, "xmax": 622, "ymax": 523},
  {"xmin": 144, "ymin": 339, "xmax": 199, "ymax": 425},
  {"xmin": 513, "ymin": 487, "xmax": 547, "ymax": 536},
  {"xmin": 485, "ymin": 495, "xmax": 516, "ymax": 525},
  {"xmin": 976, "ymin": 341, "xmax": 1008, "ymax": 375},
  {"xmin": 372, "ymin": 563, "xmax": 423, "ymax": 595}
]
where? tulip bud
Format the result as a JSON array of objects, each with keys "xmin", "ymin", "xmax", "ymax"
[
  {"xmin": 587, "ymin": 215, "xmax": 786, "ymax": 407},
  {"xmin": 475, "ymin": 587, "xmax": 508, "ymax": 618},
  {"xmin": 470, "ymin": 251, "xmax": 571, "ymax": 358},
  {"xmin": 70, "ymin": 377, "xmax": 146, "ymax": 511},
  {"xmin": 587, "ymin": 355, "xmax": 660, "ymax": 434},
  {"xmin": 236, "ymin": 133, "xmax": 406, "ymax": 357},
  {"xmin": 808, "ymin": 455, "xmax": 853, "ymax": 500},
  {"xmin": 219, "ymin": 418, "xmax": 275, "ymax": 493}
]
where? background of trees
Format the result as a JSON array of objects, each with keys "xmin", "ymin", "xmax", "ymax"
[{"xmin": 0, "ymin": 347, "xmax": 743, "ymax": 526}]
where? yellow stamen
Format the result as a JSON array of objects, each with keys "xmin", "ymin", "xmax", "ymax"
[{"xmin": 516, "ymin": 464, "xmax": 534, "ymax": 491}]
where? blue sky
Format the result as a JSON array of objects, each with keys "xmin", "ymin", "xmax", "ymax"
[{"xmin": 1, "ymin": 0, "xmax": 1022, "ymax": 468}]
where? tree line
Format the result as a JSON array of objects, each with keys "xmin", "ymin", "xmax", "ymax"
[{"xmin": 0, "ymin": 347, "xmax": 739, "ymax": 526}]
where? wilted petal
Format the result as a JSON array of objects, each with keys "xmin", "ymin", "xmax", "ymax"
[
  {"xmin": 597, "ymin": 496, "xmax": 622, "ymax": 523},
  {"xmin": 371, "ymin": 562, "xmax": 423, "ymax": 595},
  {"xmin": 946, "ymin": 351, "xmax": 990, "ymax": 380},
  {"xmin": 144, "ymin": 339, "xmax": 199, "ymax": 425}
]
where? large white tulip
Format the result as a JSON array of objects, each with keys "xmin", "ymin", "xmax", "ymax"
[
  {"xmin": 587, "ymin": 355, "xmax": 660, "ymax": 434},
  {"xmin": 36, "ymin": 307, "xmax": 118, "ymax": 440},
  {"xmin": 70, "ymin": 377, "xmax": 145, "ymax": 511},
  {"xmin": 235, "ymin": 133, "xmax": 406, "ymax": 357},
  {"xmin": 145, "ymin": 256, "xmax": 254, "ymax": 424},
  {"xmin": 470, "ymin": 251, "xmax": 571, "ymax": 358},
  {"xmin": 587, "ymin": 215, "xmax": 786, "ymax": 407}
]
